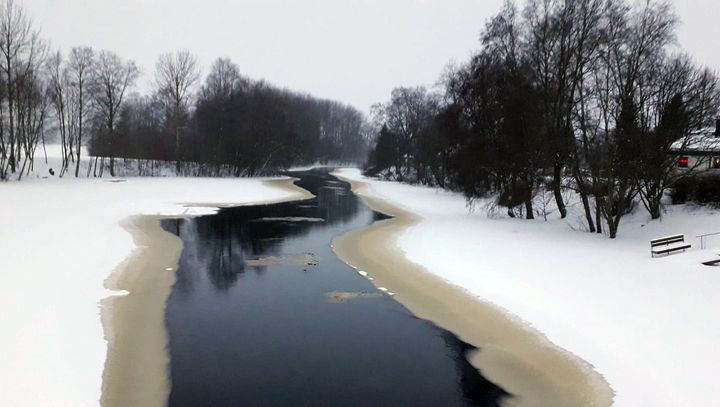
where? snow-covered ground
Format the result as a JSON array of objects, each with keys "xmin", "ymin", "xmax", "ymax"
[
  {"xmin": 336, "ymin": 168, "xmax": 720, "ymax": 407},
  {"xmin": 0, "ymin": 150, "xmax": 310, "ymax": 406}
]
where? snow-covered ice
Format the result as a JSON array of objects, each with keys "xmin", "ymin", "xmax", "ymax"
[
  {"xmin": 0, "ymin": 171, "xmax": 308, "ymax": 406},
  {"xmin": 335, "ymin": 167, "xmax": 720, "ymax": 407}
]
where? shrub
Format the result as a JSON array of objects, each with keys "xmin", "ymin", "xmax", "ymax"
[
  {"xmin": 696, "ymin": 176, "xmax": 720, "ymax": 205},
  {"xmin": 670, "ymin": 176, "xmax": 695, "ymax": 204},
  {"xmin": 671, "ymin": 174, "xmax": 720, "ymax": 206},
  {"xmin": 498, "ymin": 181, "xmax": 531, "ymax": 208}
]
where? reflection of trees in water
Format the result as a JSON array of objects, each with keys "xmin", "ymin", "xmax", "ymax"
[
  {"xmin": 162, "ymin": 219, "xmax": 201, "ymax": 295},
  {"xmin": 440, "ymin": 331, "xmax": 510, "ymax": 407},
  {"xmin": 317, "ymin": 186, "xmax": 357, "ymax": 224},
  {"xmin": 162, "ymin": 171, "xmax": 364, "ymax": 293},
  {"xmin": 165, "ymin": 214, "xmax": 260, "ymax": 293},
  {"xmin": 294, "ymin": 171, "xmax": 361, "ymax": 225},
  {"xmin": 203, "ymin": 218, "xmax": 246, "ymax": 291}
]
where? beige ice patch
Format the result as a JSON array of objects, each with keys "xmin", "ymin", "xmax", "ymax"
[
  {"xmin": 245, "ymin": 253, "xmax": 319, "ymax": 267},
  {"xmin": 325, "ymin": 291, "xmax": 383, "ymax": 303}
]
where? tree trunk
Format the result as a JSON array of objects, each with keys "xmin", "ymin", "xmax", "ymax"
[
  {"xmin": 595, "ymin": 198, "xmax": 603, "ymax": 234},
  {"xmin": 608, "ymin": 220, "xmax": 618, "ymax": 239},
  {"xmin": 647, "ymin": 193, "xmax": 662, "ymax": 220},
  {"xmin": 174, "ymin": 104, "xmax": 182, "ymax": 174},
  {"xmin": 579, "ymin": 189, "xmax": 596, "ymax": 233},
  {"xmin": 572, "ymin": 162, "xmax": 596, "ymax": 232},
  {"xmin": 608, "ymin": 211, "xmax": 625, "ymax": 239},
  {"xmin": 75, "ymin": 85, "xmax": 83, "ymax": 178},
  {"xmin": 175, "ymin": 126, "xmax": 181, "ymax": 175},
  {"xmin": 553, "ymin": 162, "xmax": 567, "ymax": 218},
  {"xmin": 7, "ymin": 56, "xmax": 16, "ymax": 174},
  {"xmin": 649, "ymin": 203, "xmax": 661, "ymax": 220},
  {"xmin": 525, "ymin": 196, "xmax": 534, "ymax": 220},
  {"xmin": 75, "ymin": 143, "xmax": 82, "ymax": 177}
]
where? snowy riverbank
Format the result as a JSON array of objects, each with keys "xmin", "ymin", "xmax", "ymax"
[
  {"xmin": 0, "ymin": 175, "xmax": 311, "ymax": 406},
  {"xmin": 335, "ymin": 168, "xmax": 720, "ymax": 407}
]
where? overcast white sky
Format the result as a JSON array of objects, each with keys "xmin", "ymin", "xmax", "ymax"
[{"xmin": 25, "ymin": 0, "xmax": 720, "ymax": 113}]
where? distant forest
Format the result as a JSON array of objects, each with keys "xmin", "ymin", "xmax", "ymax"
[
  {"xmin": 97, "ymin": 56, "xmax": 369, "ymax": 175},
  {"xmin": 366, "ymin": 0, "xmax": 720, "ymax": 237},
  {"xmin": 0, "ymin": 0, "xmax": 369, "ymax": 179}
]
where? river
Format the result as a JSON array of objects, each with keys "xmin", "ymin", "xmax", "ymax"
[{"xmin": 161, "ymin": 169, "xmax": 509, "ymax": 406}]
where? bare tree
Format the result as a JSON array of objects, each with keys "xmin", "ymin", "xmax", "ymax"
[
  {"xmin": 635, "ymin": 58, "xmax": 720, "ymax": 219},
  {"xmin": 0, "ymin": 0, "xmax": 45, "ymax": 177},
  {"xmin": 68, "ymin": 46, "xmax": 94, "ymax": 177},
  {"xmin": 201, "ymin": 57, "xmax": 246, "ymax": 101},
  {"xmin": 523, "ymin": 0, "xmax": 605, "ymax": 222},
  {"xmin": 587, "ymin": 0, "xmax": 678, "ymax": 236},
  {"xmin": 155, "ymin": 50, "xmax": 200, "ymax": 170},
  {"xmin": 15, "ymin": 65, "xmax": 48, "ymax": 178},
  {"xmin": 47, "ymin": 50, "xmax": 74, "ymax": 175},
  {"xmin": 92, "ymin": 50, "xmax": 139, "ymax": 176},
  {"xmin": 373, "ymin": 86, "xmax": 439, "ymax": 181}
]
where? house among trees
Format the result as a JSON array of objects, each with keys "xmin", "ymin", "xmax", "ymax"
[{"xmin": 671, "ymin": 120, "xmax": 720, "ymax": 171}]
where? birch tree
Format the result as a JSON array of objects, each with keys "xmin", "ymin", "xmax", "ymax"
[
  {"xmin": 155, "ymin": 50, "xmax": 199, "ymax": 171},
  {"xmin": 68, "ymin": 46, "xmax": 94, "ymax": 177},
  {"xmin": 92, "ymin": 50, "xmax": 139, "ymax": 176},
  {"xmin": 0, "ymin": 0, "xmax": 44, "ymax": 177}
]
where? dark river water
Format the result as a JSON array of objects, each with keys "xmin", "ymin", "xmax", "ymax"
[{"xmin": 161, "ymin": 169, "xmax": 509, "ymax": 406}]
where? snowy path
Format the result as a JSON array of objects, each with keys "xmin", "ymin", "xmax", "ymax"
[
  {"xmin": 0, "ymin": 176, "xmax": 309, "ymax": 407},
  {"xmin": 335, "ymin": 168, "xmax": 720, "ymax": 407}
]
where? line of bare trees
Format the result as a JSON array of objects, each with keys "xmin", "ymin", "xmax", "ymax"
[
  {"xmin": 100, "ymin": 56, "xmax": 369, "ymax": 176},
  {"xmin": 0, "ymin": 0, "xmax": 143, "ymax": 180},
  {"xmin": 368, "ymin": 0, "xmax": 720, "ymax": 238},
  {"xmin": 46, "ymin": 46, "xmax": 140, "ymax": 178},
  {"xmin": 0, "ymin": 0, "xmax": 369, "ymax": 180}
]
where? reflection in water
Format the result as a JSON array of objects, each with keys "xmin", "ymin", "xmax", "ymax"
[{"xmin": 162, "ymin": 169, "xmax": 509, "ymax": 406}]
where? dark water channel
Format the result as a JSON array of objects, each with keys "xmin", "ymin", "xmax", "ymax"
[{"xmin": 161, "ymin": 169, "xmax": 509, "ymax": 406}]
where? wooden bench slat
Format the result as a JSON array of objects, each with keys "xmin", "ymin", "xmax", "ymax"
[
  {"xmin": 651, "ymin": 237, "xmax": 685, "ymax": 247},
  {"xmin": 652, "ymin": 244, "xmax": 691, "ymax": 254},
  {"xmin": 651, "ymin": 234, "xmax": 684, "ymax": 244}
]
